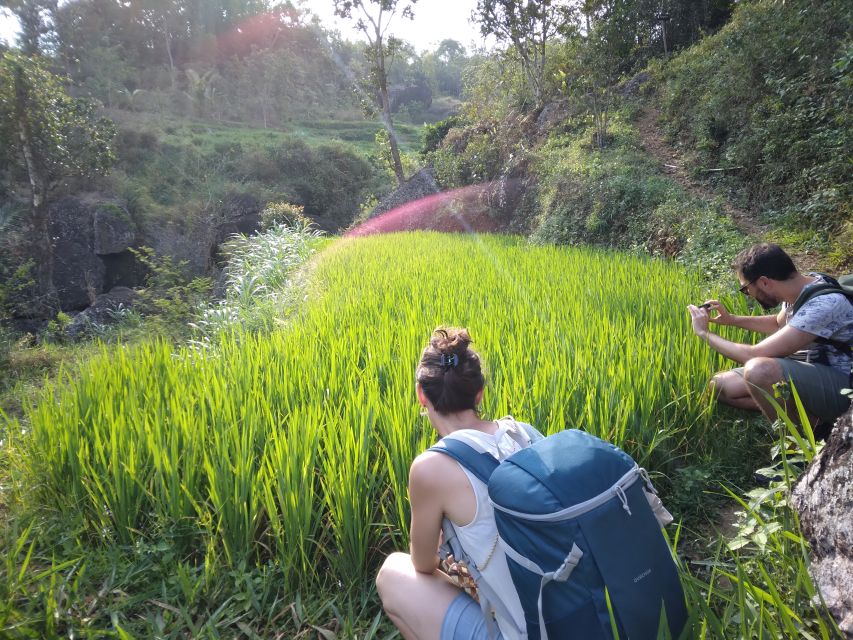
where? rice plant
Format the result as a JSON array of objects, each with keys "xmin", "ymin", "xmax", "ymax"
[{"xmin": 6, "ymin": 231, "xmax": 773, "ymax": 634}]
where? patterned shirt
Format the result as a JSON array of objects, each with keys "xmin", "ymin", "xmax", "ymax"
[{"xmin": 784, "ymin": 275, "xmax": 853, "ymax": 374}]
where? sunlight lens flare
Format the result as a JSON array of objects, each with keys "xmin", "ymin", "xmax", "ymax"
[{"xmin": 345, "ymin": 180, "xmax": 520, "ymax": 237}]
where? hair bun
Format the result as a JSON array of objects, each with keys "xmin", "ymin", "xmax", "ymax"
[
  {"xmin": 431, "ymin": 328, "xmax": 472, "ymax": 356},
  {"xmin": 417, "ymin": 327, "xmax": 484, "ymax": 414}
]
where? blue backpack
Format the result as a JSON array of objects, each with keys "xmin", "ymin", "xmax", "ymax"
[{"xmin": 431, "ymin": 426, "xmax": 687, "ymax": 640}]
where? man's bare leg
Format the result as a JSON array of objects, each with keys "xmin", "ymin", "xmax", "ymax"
[
  {"xmin": 741, "ymin": 357, "xmax": 817, "ymax": 427},
  {"xmin": 710, "ymin": 370, "xmax": 760, "ymax": 410}
]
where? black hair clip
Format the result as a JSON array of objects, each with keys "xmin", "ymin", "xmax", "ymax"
[{"xmin": 440, "ymin": 353, "xmax": 459, "ymax": 369}]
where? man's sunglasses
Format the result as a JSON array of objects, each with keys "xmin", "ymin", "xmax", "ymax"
[{"xmin": 739, "ymin": 279, "xmax": 756, "ymax": 295}]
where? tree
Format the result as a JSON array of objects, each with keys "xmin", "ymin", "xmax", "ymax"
[
  {"xmin": 1, "ymin": 0, "xmax": 58, "ymax": 55},
  {"xmin": 0, "ymin": 52, "xmax": 115, "ymax": 314},
  {"xmin": 333, "ymin": 0, "xmax": 417, "ymax": 184},
  {"xmin": 422, "ymin": 39, "xmax": 468, "ymax": 96},
  {"xmin": 474, "ymin": 0, "xmax": 576, "ymax": 107}
]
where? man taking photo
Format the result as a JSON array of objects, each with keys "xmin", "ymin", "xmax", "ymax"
[{"xmin": 688, "ymin": 243, "xmax": 853, "ymax": 437}]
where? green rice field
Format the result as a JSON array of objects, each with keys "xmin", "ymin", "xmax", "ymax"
[{"xmin": 8, "ymin": 232, "xmax": 826, "ymax": 637}]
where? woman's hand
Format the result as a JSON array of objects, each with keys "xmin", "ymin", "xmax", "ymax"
[{"xmin": 440, "ymin": 554, "xmax": 479, "ymax": 602}]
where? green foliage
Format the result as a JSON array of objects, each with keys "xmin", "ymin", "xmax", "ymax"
[
  {"xmin": 554, "ymin": 29, "xmax": 621, "ymax": 149},
  {"xmin": 420, "ymin": 114, "xmax": 461, "ymax": 156},
  {"xmin": 108, "ymin": 121, "xmax": 387, "ymax": 231},
  {"xmin": 473, "ymin": 0, "xmax": 575, "ymax": 105},
  {"xmin": 333, "ymin": 0, "xmax": 417, "ymax": 183},
  {"xmin": 43, "ymin": 311, "xmax": 71, "ymax": 343},
  {"xmin": 259, "ymin": 201, "xmax": 310, "ymax": 231},
  {"xmin": 0, "ymin": 51, "xmax": 116, "ymax": 182},
  {"xmin": 680, "ymin": 405, "xmax": 842, "ymax": 638},
  {"xmin": 530, "ymin": 108, "xmax": 749, "ymax": 282},
  {"xmin": 420, "ymin": 39, "xmax": 469, "ymax": 97},
  {"xmin": 658, "ymin": 0, "xmax": 852, "ymax": 260},
  {"xmin": 462, "ymin": 51, "xmax": 532, "ymax": 119},
  {"xmin": 0, "ymin": 259, "xmax": 35, "ymax": 320},
  {"xmin": 374, "ymin": 128, "xmax": 419, "ymax": 181},
  {"xmin": 193, "ymin": 221, "xmax": 323, "ymax": 336},
  {"xmin": 129, "ymin": 247, "xmax": 213, "ymax": 331}
]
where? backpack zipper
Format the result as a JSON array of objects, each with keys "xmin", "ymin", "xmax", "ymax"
[{"xmin": 489, "ymin": 466, "xmax": 641, "ymax": 522}]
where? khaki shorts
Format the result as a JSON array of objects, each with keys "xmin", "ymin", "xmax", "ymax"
[{"xmin": 733, "ymin": 358, "xmax": 852, "ymax": 422}]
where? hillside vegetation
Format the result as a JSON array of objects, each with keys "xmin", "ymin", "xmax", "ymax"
[
  {"xmin": 657, "ymin": 0, "xmax": 852, "ymax": 263},
  {"xmin": 425, "ymin": 0, "xmax": 850, "ymax": 272}
]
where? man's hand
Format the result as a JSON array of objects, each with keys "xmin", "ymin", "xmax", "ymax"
[
  {"xmin": 704, "ymin": 300, "xmax": 733, "ymax": 326},
  {"xmin": 687, "ymin": 304, "xmax": 711, "ymax": 340}
]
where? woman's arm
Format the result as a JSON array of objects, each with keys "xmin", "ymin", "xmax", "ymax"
[{"xmin": 407, "ymin": 453, "xmax": 448, "ymax": 574}]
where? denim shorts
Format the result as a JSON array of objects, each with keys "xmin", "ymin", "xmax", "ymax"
[
  {"xmin": 734, "ymin": 357, "xmax": 851, "ymax": 421},
  {"xmin": 440, "ymin": 593, "xmax": 503, "ymax": 640}
]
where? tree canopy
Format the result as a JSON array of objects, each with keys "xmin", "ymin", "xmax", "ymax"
[{"xmin": 0, "ymin": 51, "xmax": 115, "ymax": 312}]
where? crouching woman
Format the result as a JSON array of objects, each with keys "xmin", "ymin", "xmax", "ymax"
[{"xmin": 375, "ymin": 328, "xmax": 536, "ymax": 640}]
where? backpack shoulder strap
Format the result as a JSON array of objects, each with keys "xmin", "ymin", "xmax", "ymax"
[
  {"xmin": 792, "ymin": 274, "xmax": 853, "ymax": 315},
  {"xmin": 428, "ymin": 437, "xmax": 500, "ymax": 485},
  {"xmin": 789, "ymin": 274, "xmax": 853, "ymax": 357}
]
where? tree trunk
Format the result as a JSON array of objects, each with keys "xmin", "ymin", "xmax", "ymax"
[
  {"xmin": 164, "ymin": 18, "xmax": 176, "ymax": 91},
  {"xmin": 14, "ymin": 63, "xmax": 57, "ymax": 315},
  {"xmin": 377, "ymin": 78, "xmax": 404, "ymax": 184}
]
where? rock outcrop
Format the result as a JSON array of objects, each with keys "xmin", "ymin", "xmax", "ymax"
[
  {"xmin": 791, "ymin": 401, "xmax": 853, "ymax": 637},
  {"xmin": 93, "ymin": 203, "xmax": 136, "ymax": 254},
  {"xmin": 50, "ymin": 197, "xmax": 108, "ymax": 309},
  {"xmin": 41, "ymin": 192, "xmax": 262, "ymax": 313},
  {"xmin": 211, "ymin": 192, "xmax": 263, "ymax": 264},
  {"xmin": 370, "ymin": 168, "xmax": 441, "ymax": 218},
  {"xmin": 65, "ymin": 286, "xmax": 139, "ymax": 339}
]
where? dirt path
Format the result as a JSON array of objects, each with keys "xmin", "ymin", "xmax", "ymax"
[
  {"xmin": 636, "ymin": 107, "xmax": 828, "ymax": 272},
  {"xmin": 636, "ymin": 107, "xmax": 767, "ymax": 239}
]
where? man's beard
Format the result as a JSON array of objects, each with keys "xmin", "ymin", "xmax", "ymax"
[{"xmin": 755, "ymin": 292, "xmax": 780, "ymax": 311}]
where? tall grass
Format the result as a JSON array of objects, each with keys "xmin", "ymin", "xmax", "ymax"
[
  {"xmin": 680, "ymin": 394, "xmax": 843, "ymax": 638},
  {"xmin": 6, "ymin": 232, "xmax": 754, "ymax": 621},
  {"xmin": 192, "ymin": 221, "xmax": 324, "ymax": 336}
]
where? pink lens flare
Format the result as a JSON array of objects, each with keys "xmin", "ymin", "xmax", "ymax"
[{"xmin": 345, "ymin": 181, "xmax": 517, "ymax": 237}]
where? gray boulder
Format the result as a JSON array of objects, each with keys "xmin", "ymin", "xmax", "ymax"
[
  {"xmin": 370, "ymin": 168, "xmax": 440, "ymax": 218},
  {"xmin": 141, "ymin": 216, "xmax": 215, "ymax": 276},
  {"xmin": 536, "ymin": 100, "xmax": 571, "ymax": 136},
  {"xmin": 213, "ymin": 193, "xmax": 262, "ymax": 246},
  {"xmin": 94, "ymin": 202, "xmax": 137, "ymax": 255},
  {"xmin": 65, "ymin": 286, "xmax": 139, "ymax": 339},
  {"xmin": 50, "ymin": 196, "xmax": 105, "ymax": 310},
  {"xmin": 619, "ymin": 71, "xmax": 652, "ymax": 97},
  {"xmin": 791, "ymin": 402, "xmax": 853, "ymax": 637}
]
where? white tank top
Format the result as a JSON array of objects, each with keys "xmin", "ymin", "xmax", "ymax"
[{"xmin": 443, "ymin": 421, "xmax": 531, "ymax": 639}]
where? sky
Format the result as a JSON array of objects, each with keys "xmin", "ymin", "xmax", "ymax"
[{"xmin": 0, "ymin": 1, "xmax": 489, "ymax": 54}]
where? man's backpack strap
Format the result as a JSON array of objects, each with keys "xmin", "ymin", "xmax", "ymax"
[
  {"xmin": 791, "ymin": 274, "xmax": 853, "ymax": 315},
  {"xmin": 790, "ymin": 274, "xmax": 853, "ymax": 359}
]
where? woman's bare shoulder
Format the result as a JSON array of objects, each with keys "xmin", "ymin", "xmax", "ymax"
[{"xmin": 409, "ymin": 449, "xmax": 466, "ymax": 489}]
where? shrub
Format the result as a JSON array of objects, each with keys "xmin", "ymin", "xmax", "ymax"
[
  {"xmin": 193, "ymin": 221, "xmax": 323, "ymax": 336},
  {"xmin": 260, "ymin": 202, "xmax": 311, "ymax": 231},
  {"xmin": 658, "ymin": 0, "xmax": 852, "ymax": 237}
]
